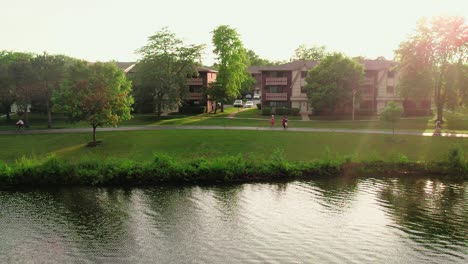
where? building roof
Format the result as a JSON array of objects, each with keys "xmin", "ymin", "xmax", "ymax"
[
  {"xmin": 248, "ymin": 66, "xmax": 263, "ymax": 74},
  {"xmin": 116, "ymin": 62, "xmax": 136, "ymax": 73},
  {"xmin": 196, "ymin": 66, "xmax": 218, "ymax": 73},
  {"xmin": 359, "ymin": 59, "xmax": 395, "ymax": 71},
  {"xmin": 252, "ymin": 59, "xmax": 395, "ymax": 72},
  {"xmin": 257, "ymin": 60, "xmax": 318, "ymax": 71}
]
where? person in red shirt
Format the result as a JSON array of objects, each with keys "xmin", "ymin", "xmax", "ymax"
[
  {"xmin": 270, "ymin": 115, "xmax": 275, "ymax": 127},
  {"xmin": 282, "ymin": 116, "xmax": 288, "ymax": 129}
]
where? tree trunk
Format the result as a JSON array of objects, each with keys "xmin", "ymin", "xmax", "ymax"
[
  {"xmin": 6, "ymin": 111, "xmax": 10, "ymax": 120},
  {"xmin": 221, "ymin": 102, "xmax": 224, "ymax": 113},
  {"xmin": 25, "ymin": 108, "xmax": 30, "ymax": 128},
  {"xmin": 92, "ymin": 125, "xmax": 97, "ymax": 145},
  {"xmin": 436, "ymin": 104, "xmax": 443, "ymax": 123},
  {"xmin": 46, "ymin": 100, "xmax": 52, "ymax": 128},
  {"xmin": 156, "ymin": 102, "xmax": 162, "ymax": 120}
]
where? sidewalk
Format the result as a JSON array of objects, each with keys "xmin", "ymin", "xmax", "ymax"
[{"xmin": 1, "ymin": 125, "xmax": 467, "ymax": 138}]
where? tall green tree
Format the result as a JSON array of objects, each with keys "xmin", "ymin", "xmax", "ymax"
[
  {"xmin": 292, "ymin": 44, "xmax": 327, "ymax": 61},
  {"xmin": 395, "ymin": 16, "xmax": 467, "ymax": 122},
  {"xmin": 8, "ymin": 52, "xmax": 37, "ymax": 127},
  {"xmin": 305, "ymin": 53, "xmax": 364, "ymax": 115},
  {"xmin": 0, "ymin": 51, "xmax": 19, "ymax": 120},
  {"xmin": 211, "ymin": 25, "xmax": 252, "ymax": 110},
  {"xmin": 53, "ymin": 61, "xmax": 133, "ymax": 145},
  {"xmin": 134, "ymin": 28, "xmax": 204, "ymax": 119},
  {"xmin": 32, "ymin": 52, "xmax": 68, "ymax": 128}
]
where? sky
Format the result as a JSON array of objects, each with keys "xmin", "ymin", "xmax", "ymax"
[{"xmin": 1, "ymin": 0, "xmax": 467, "ymax": 65}]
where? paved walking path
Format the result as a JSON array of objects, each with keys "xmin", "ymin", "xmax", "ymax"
[
  {"xmin": 1, "ymin": 125, "xmax": 467, "ymax": 138},
  {"xmin": 227, "ymin": 107, "xmax": 250, "ymax": 118}
]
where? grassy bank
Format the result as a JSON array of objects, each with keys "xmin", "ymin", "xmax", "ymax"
[
  {"xmin": 0, "ymin": 151, "xmax": 466, "ymax": 188},
  {"xmin": 1, "ymin": 130, "xmax": 468, "ymax": 164}
]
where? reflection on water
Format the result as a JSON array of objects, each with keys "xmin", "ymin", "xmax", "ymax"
[{"xmin": 0, "ymin": 177, "xmax": 467, "ymax": 263}]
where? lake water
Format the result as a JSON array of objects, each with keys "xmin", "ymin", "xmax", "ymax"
[{"xmin": 1, "ymin": 177, "xmax": 467, "ymax": 263}]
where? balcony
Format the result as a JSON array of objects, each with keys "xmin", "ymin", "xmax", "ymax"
[
  {"xmin": 187, "ymin": 78, "xmax": 203, "ymax": 86},
  {"xmin": 188, "ymin": 92, "xmax": 202, "ymax": 100},
  {"xmin": 265, "ymin": 93, "xmax": 288, "ymax": 101},
  {"xmin": 265, "ymin": 77, "xmax": 287, "ymax": 86}
]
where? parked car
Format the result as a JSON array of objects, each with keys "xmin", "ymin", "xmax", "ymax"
[
  {"xmin": 253, "ymin": 94, "xmax": 261, "ymax": 100},
  {"xmin": 233, "ymin": 100, "xmax": 243, "ymax": 107},
  {"xmin": 245, "ymin": 94, "xmax": 252, "ymax": 99},
  {"xmin": 244, "ymin": 101, "xmax": 254, "ymax": 108}
]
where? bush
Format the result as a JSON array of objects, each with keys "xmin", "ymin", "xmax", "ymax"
[
  {"xmin": 261, "ymin": 107, "xmax": 300, "ymax": 116},
  {"xmin": 179, "ymin": 106, "xmax": 206, "ymax": 114},
  {"xmin": 256, "ymin": 103, "xmax": 261, "ymax": 110},
  {"xmin": 261, "ymin": 107, "xmax": 270, "ymax": 115}
]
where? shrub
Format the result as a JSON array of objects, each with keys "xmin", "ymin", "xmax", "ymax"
[
  {"xmin": 262, "ymin": 107, "xmax": 272, "ymax": 115},
  {"xmin": 179, "ymin": 106, "xmax": 206, "ymax": 114},
  {"xmin": 446, "ymin": 146, "xmax": 465, "ymax": 171},
  {"xmin": 256, "ymin": 103, "xmax": 261, "ymax": 110}
]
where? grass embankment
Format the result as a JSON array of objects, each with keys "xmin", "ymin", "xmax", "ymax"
[
  {"xmin": 0, "ymin": 130, "xmax": 467, "ymax": 187},
  {"xmin": 0, "ymin": 150, "xmax": 466, "ymax": 188}
]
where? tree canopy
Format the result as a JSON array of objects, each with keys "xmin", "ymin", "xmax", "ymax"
[
  {"xmin": 305, "ymin": 53, "xmax": 364, "ymax": 115},
  {"xmin": 395, "ymin": 16, "xmax": 468, "ymax": 121},
  {"xmin": 379, "ymin": 102, "xmax": 403, "ymax": 136},
  {"xmin": 134, "ymin": 28, "xmax": 204, "ymax": 119},
  {"xmin": 292, "ymin": 45, "xmax": 327, "ymax": 61},
  {"xmin": 211, "ymin": 25, "xmax": 252, "ymax": 100},
  {"xmin": 53, "ymin": 61, "xmax": 133, "ymax": 145}
]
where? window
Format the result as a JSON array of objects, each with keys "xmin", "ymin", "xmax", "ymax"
[
  {"xmin": 189, "ymin": 87, "xmax": 202, "ymax": 93},
  {"xmin": 270, "ymin": 101, "xmax": 288, "ymax": 107},
  {"xmin": 301, "ymin": 71, "xmax": 307, "ymax": 78},
  {"xmin": 269, "ymin": 72, "xmax": 278, "ymax": 77},
  {"xmin": 386, "ymin": 85, "xmax": 394, "ymax": 93},
  {"xmin": 269, "ymin": 86, "xmax": 282, "ymax": 93},
  {"xmin": 301, "ymin": 86, "xmax": 307, "ymax": 93},
  {"xmin": 361, "ymin": 85, "xmax": 372, "ymax": 94},
  {"xmin": 387, "ymin": 71, "xmax": 395, "ymax": 78}
]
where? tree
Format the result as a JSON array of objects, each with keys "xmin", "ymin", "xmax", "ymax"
[
  {"xmin": 246, "ymin": 49, "xmax": 276, "ymax": 66},
  {"xmin": 305, "ymin": 53, "xmax": 364, "ymax": 115},
  {"xmin": 292, "ymin": 44, "xmax": 327, "ymax": 61},
  {"xmin": 53, "ymin": 61, "xmax": 133, "ymax": 146},
  {"xmin": 0, "ymin": 51, "xmax": 19, "ymax": 120},
  {"xmin": 8, "ymin": 52, "xmax": 37, "ymax": 127},
  {"xmin": 134, "ymin": 28, "xmax": 204, "ymax": 120},
  {"xmin": 380, "ymin": 102, "xmax": 403, "ymax": 136},
  {"xmin": 32, "ymin": 52, "xmax": 68, "ymax": 128},
  {"xmin": 395, "ymin": 16, "xmax": 468, "ymax": 122},
  {"xmin": 212, "ymin": 25, "xmax": 252, "ymax": 111}
]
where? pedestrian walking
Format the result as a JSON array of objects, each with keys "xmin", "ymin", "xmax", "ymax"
[
  {"xmin": 282, "ymin": 115, "xmax": 288, "ymax": 129},
  {"xmin": 434, "ymin": 120, "xmax": 442, "ymax": 136},
  {"xmin": 270, "ymin": 115, "xmax": 275, "ymax": 127}
]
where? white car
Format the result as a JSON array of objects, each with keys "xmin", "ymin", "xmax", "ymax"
[
  {"xmin": 244, "ymin": 101, "xmax": 254, "ymax": 108},
  {"xmin": 253, "ymin": 94, "xmax": 261, "ymax": 100},
  {"xmin": 233, "ymin": 100, "xmax": 243, "ymax": 107}
]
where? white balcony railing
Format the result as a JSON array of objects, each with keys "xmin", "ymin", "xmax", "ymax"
[
  {"xmin": 265, "ymin": 77, "xmax": 287, "ymax": 86},
  {"xmin": 187, "ymin": 78, "xmax": 203, "ymax": 86},
  {"xmin": 188, "ymin": 92, "xmax": 202, "ymax": 100}
]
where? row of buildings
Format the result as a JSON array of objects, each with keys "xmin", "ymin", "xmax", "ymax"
[{"xmin": 119, "ymin": 59, "xmax": 431, "ymax": 116}]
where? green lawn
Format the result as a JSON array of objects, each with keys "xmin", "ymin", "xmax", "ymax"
[{"xmin": 0, "ymin": 129, "xmax": 466, "ymax": 164}]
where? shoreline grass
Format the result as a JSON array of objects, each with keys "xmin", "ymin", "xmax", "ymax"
[{"xmin": 0, "ymin": 151, "xmax": 466, "ymax": 188}]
